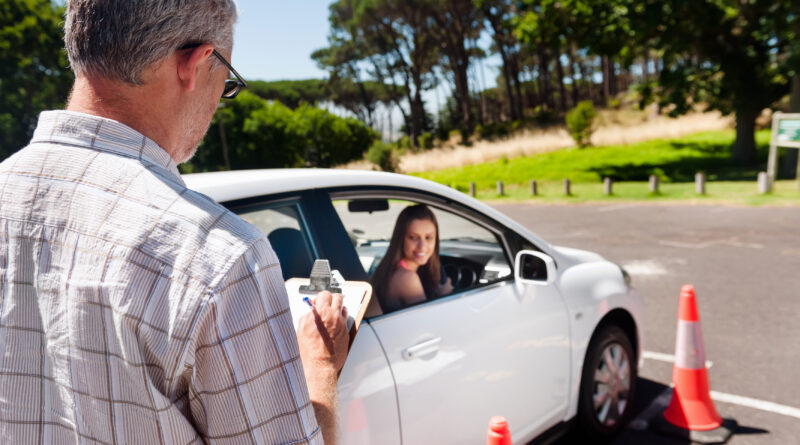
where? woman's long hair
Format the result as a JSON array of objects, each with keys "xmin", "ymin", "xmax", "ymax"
[{"xmin": 370, "ymin": 204, "xmax": 441, "ymax": 310}]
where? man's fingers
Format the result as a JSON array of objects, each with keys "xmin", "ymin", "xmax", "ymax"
[
  {"xmin": 314, "ymin": 290, "xmax": 332, "ymax": 308},
  {"xmin": 330, "ymin": 292, "xmax": 343, "ymax": 313}
]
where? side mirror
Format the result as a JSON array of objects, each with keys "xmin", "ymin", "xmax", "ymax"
[{"xmin": 514, "ymin": 250, "xmax": 556, "ymax": 286}]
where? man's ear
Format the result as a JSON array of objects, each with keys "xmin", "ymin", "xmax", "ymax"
[{"xmin": 176, "ymin": 44, "xmax": 215, "ymax": 93}]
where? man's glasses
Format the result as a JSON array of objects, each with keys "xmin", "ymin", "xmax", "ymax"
[
  {"xmin": 211, "ymin": 49, "xmax": 247, "ymax": 99},
  {"xmin": 179, "ymin": 44, "xmax": 247, "ymax": 99}
]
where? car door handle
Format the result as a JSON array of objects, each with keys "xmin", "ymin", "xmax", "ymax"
[{"xmin": 402, "ymin": 337, "xmax": 442, "ymax": 360}]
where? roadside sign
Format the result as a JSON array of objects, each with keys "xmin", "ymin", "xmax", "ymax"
[
  {"xmin": 776, "ymin": 119, "xmax": 800, "ymax": 144},
  {"xmin": 766, "ymin": 112, "xmax": 800, "ymax": 192}
]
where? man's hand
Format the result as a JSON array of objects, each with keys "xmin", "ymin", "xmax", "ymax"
[
  {"xmin": 297, "ymin": 291, "xmax": 349, "ymax": 373},
  {"xmin": 296, "ymin": 291, "xmax": 349, "ymax": 445}
]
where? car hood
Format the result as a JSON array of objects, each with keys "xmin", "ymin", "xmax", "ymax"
[{"xmin": 553, "ymin": 245, "xmax": 605, "ymax": 269}]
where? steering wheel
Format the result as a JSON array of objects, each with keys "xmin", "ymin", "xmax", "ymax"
[{"xmin": 441, "ymin": 256, "xmax": 481, "ymax": 290}]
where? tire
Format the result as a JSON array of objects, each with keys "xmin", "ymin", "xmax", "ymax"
[{"xmin": 576, "ymin": 325, "xmax": 637, "ymax": 440}]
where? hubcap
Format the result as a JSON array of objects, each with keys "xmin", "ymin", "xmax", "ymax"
[{"xmin": 592, "ymin": 343, "xmax": 631, "ymax": 427}]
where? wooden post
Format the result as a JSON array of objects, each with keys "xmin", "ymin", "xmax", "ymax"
[
  {"xmin": 766, "ymin": 112, "xmax": 780, "ymax": 192},
  {"xmin": 469, "ymin": 182, "xmax": 476, "ymax": 197},
  {"xmin": 758, "ymin": 172, "xmax": 770, "ymax": 194},
  {"xmin": 649, "ymin": 175, "xmax": 660, "ymax": 193},
  {"xmin": 603, "ymin": 177, "xmax": 613, "ymax": 195},
  {"xmin": 796, "ymin": 149, "xmax": 800, "ymax": 191},
  {"xmin": 563, "ymin": 179, "xmax": 571, "ymax": 196},
  {"xmin": 695, "ymin": 172, "xmax": 706, "ymax": 195},
  {"xmin": 497, "ymin": 181, "xmax": 504, "ymax": 196},
  {"xmin": 530, "ymin": 180, "xmax": 538, "ymax": 196}
]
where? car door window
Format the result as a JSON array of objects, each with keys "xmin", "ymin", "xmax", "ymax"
[
  {"xmin": 236, "ymin": 201, "xmax": 317, "ymax": 280},
  {"xmin": 332, "ymin": 198, "xmax": 512, "ymax": 302}
]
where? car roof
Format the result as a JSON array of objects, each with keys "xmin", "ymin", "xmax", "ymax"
[{"xmin": 183, "ymin": 168, "xmax": 556, "ymax": 254}]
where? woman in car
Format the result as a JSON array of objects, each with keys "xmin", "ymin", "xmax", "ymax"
[{"xmin": 370, "ymin": 204, "xmax": 453, "ymax": 312}]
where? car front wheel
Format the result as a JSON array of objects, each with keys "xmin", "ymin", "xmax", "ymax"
[{"xmin": 577, "ymin": 325, "xmax": 637, "ymax": 440}]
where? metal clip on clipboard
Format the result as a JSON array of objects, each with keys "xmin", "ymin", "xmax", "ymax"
[{"xmin": 299, "ymin": 259, "xmax": 342, "ymax": 294}]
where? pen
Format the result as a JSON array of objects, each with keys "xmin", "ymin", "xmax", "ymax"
[{"xmin": 303, "ymin": 296, "xmax": 313, "ymax": 308}]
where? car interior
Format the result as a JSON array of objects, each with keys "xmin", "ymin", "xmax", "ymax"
[{"xmin": 334, "ymin": 198, "xmax": 513, "ymax": 308}]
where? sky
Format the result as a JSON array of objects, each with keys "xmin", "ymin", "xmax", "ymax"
[{"xmin": 232, "ymin": 0, "xmax": 333, "ymax": 82}]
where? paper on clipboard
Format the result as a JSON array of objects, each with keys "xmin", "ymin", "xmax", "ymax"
[{"xmin": 285, "ymin": 277, "xmax": 372, "ymax": 337}]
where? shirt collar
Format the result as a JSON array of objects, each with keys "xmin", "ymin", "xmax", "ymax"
[{"xmin": 30, "ymin": 110, "xmax": 185, "ymax": 185}]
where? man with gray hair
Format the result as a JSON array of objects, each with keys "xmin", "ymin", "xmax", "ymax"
[{"xmin": 0, "ymin": 1, "xmax": 348, "ymax": 443}]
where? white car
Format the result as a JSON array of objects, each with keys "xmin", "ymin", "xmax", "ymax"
[{"xmin": 184, "ymin": 169, "xmax": 644, "ymax": 444}]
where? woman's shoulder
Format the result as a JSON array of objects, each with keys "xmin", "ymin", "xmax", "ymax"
[{"xmin": 387, "ymin": 267, "xmax": 425, "ymax": 299}]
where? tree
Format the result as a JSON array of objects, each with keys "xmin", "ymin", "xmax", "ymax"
[
  {"xmin": 629, "ymin": 0, "xmax": 797, "ymax": 165},
  {"xmin": 247, "ymin": 79, "xmax": 328, "ymax": 109},
  {"xmin": 423, "ymin": 0, "xmax": 483, "ymax": 139},
  {"xmin": 478, "ymin": 0, "xmax": 523, "ymax": 121},
  {"xmin": 1, "ymin": 0, "xmax": 73, "ymax": 160},
  {"xmin": 316, "ymin": 0, "xmax": 440, "ymax": 147},
  {"xmin": 311, "ymin": 30, "xmax": 381, "ymax": 126}
]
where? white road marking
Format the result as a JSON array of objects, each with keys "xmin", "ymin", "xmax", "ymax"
[
  {"xmin": 659, "ymin": 239, "xmax": 764, "ymax": 249},
  {"xmin": 709, "ymin": 391, "xmax": 800, "ymax": 420},
  {"xmin": 643, "ymin": 350, "xmax": 713, "ymax": 369},
  {"xmin": 637, "ymin": 353, "xmax": 800, "ymax": 422},
  {"xmin": 629, "ymin": 386, "xmax": 800, "ymax": 429},
  {"xmin": 621, "ymin": 260, "xmax": 668, "ymax": 277}
]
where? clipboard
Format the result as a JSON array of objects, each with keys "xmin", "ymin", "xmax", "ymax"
[{"xmin": 284, "ymin": 260, "xmax": 372, "ymax": 346}]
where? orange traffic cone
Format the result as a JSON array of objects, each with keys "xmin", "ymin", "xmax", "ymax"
[
  {"xmin": 652, "ymin": 285, "xmax": 736, "ymax": 443},
  {"xmin": 486, "ymin": 416, "xmax": 511, "ymax": 445}
]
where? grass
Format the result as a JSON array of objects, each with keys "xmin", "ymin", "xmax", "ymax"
[{"xmin": 411, "ymin": 129, "xmax": 800, "ymax": 206}]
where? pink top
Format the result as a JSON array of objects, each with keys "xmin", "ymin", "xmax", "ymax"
[{"xmin": 398, "ymin": 259, "xmax": 410, "ymax": 270}]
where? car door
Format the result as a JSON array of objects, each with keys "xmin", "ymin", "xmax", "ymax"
[
  {"xmin": 226, "ymin": 194, "xmax": 402, "ymax": 445},
  {"xmin": 333, "ymin": 195, "xmax": 572, "ymax": 443}
]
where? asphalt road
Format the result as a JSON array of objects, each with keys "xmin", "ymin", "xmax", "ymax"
[{"xmin": 491, "ymin": 203, "xmax": 800, "ymax": 445}]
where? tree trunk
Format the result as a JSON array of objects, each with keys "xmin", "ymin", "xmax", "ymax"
[
  {"xmin": 732, "ymin": 108, "xmax": 758, "ymax": 166},
  {"xmin": 608, "ymin": 59, "xmax": 618, "ymax": 96},
  {"xmin": 511, "ymin": 56, "xmax": 524, "ymax": 118},
  {"xmin": 555, "ymin": 47, "xmax": 568, "ymax": 111},
  {"xmin": 641, "ymin": 56, "xmax": 649, "ymax": 83},
  {"xmin": 538, "ymin": 48, "xmax": 553, "ymax": 109},
  {"xmin": 601, "ymin": 55, "xmax": 610, "ymax": 105},
  {"xmin": 498, "ymin": 49, "xmax": 517, "ymax": 121},
  {"xmin": 568, "ymin": 45, "xmax": 579, "ymax": 106},
  {"xmin": 579, "ymin": 59, "xmax": 590, "ymax": 103}
]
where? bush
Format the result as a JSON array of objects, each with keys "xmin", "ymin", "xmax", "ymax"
[
  {"xmin": 419, "ymin": 132, "xmax": 435, "ymax": 150},
  {"xmin": 184, "ymin": 91, "xmax": 377, "ymax": 172},
  {"xmin": 566, "ymin": 101, "xmax": 597, "ymax": 148},
  {"xmin": 533, "ymin": 106, "xmax": 557, "ymax": 124},
  {"xmin": 395, "ymin": 135, "xmax": 412, "ymax": 150},
  {"xmin": 366, "ymin": 141, "xmax": 399, "ymax": 172},
  {"xmin": 476, "ymin": 122, "xmax": 511, "ymax": 141}
]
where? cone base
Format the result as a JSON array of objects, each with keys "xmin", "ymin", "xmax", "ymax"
[
  {"xmin": 652, "ymin": 414, "xmax": 737, "ymax": 444},
  {"xmin": 663, "ymin": 397, "xmax": 723, "ymax": 430}
]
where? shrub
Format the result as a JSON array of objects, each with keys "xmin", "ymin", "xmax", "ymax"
[
  {"xmin": 566, "ymin": 101, "xmax": 597, "ymax": 148},
  {"xmin": 534, "ymin": 106, "xmax": 556, "ymax": 124},
  {"xmin": 184, "ymin": 91, "xmax": 377, "ymax": 172},
  {"xmin": 476, "ymin": 122, "xmax": 512, "ymax": 141},
  {"xmin": 419, "ymin": 132, "xmax": 435, "ymax": 150},
  {"xmin": 366, "ymin": 141, "xmax": 399, "ymax": 172}
]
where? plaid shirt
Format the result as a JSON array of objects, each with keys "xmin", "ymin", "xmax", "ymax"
[{"xmin": 0, "ymin": 111, "xmax": 321, "ymax": 444}]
